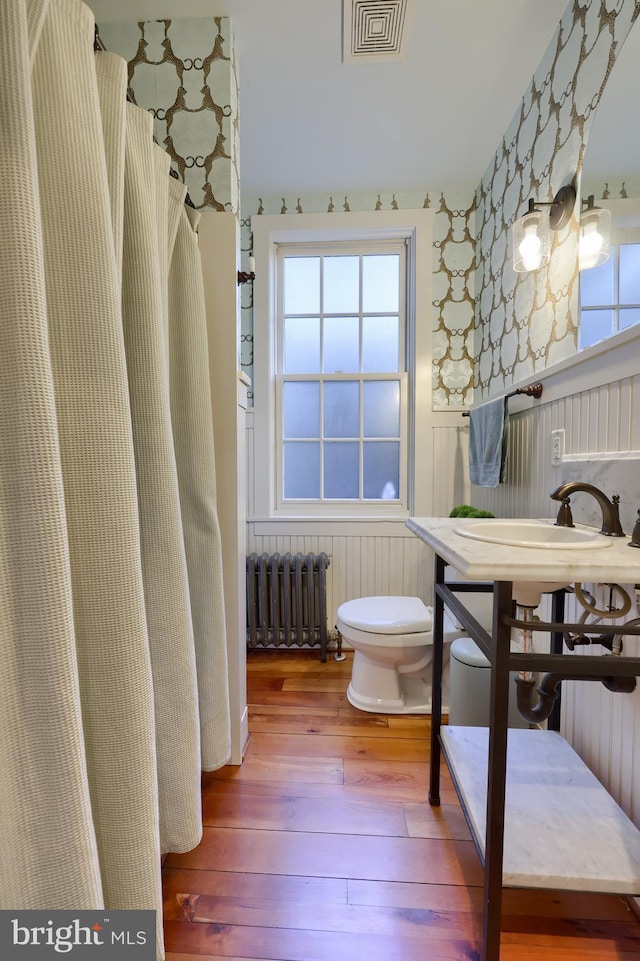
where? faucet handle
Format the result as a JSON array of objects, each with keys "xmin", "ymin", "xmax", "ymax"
[
  {"xmin": 555, "ymin": 497, "xmax": 574, "ymax": 528},
  {"xmin": 630, "ymin": 509, "xmax": 640, "ymax": 549},
  {"xmin": 612, "ymin": 494, "xmax": 622, "ymax": 524},
  {"xmin": 610, "ymin": 494, "xmax": 625, "ymax": 537}
]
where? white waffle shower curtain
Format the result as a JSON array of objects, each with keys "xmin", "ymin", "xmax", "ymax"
[{"xmin": 0, "ymin": 0, "xmax": 231, "ymax": 956}]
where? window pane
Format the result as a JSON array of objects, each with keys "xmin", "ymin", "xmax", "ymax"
[
  {"xmin": 324, "ymin": 381, "xmax": 359, "ymax": 437},
  {"xmin": 363, "ymin": 442, "xmax": 399, "ymax": 499},
  {"xmin": 619, "ymin": 307, "xmax": 640, "ymax": 330},
  {"xmin": 619, "ymin": 244, "xmax": 640, "ymax": 305},
  {"xmin": 324, "ymin": 256, "xmax": 359, "ymax": 313},
  {"xmin": 284, "ymin": 257, "xmax": 320, "ymax": 314},
  {"xmin": 363, "ymin": 380, "xmax": 400, "ymax": 437},
  {"xmin": 363, "ymin": 316, "xmax": 399, "ymax": 372},
  {"xmin": 284, "ymin": 443, "xmax": 319, "ymax": 498},
  {"xmin": 324, "ymin": 315, "xmax": 359, "ymax": 372},
  {"xmin": 324, "ymin": 442, "xmax": 359, "ymax": 498},
  {"xmin": 579, "ymin": 309, "xmax": 614, "ymax": 350},
  {"xmin": 284, "ymin": 317, "xmax": 320, "ymax": 373},
  {"xmin": 579, "ymin": 257, "xmax": 615, "ymax": 306},
  {"xmin": 362, "ymin": 254, "xmax": 399, "ymax": 312},
  {"xmin": 283, "ymin": 382, "xmax": 319, "ymax": 437}
]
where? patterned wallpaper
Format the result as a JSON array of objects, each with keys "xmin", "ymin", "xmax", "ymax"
[
  {"xmin": 475, "ymin": 0, "xmax": 640, "ymax": 400},
  {"xmin": 98, "ymin": 17, "xmax": 240, "ymax": 213},
  {"xmin": 240, "ymin": 190, "xmax": 476, "ymax": 409}
]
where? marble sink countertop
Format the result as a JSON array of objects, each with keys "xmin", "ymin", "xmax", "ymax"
[{"xmin": 407, "ymin": 516, "xmax": 640, "ymax": 583}]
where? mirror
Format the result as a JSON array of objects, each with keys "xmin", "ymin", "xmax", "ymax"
[{"xmin": 579, "ymin": 21, "xmax": 640, "ymax": 351}]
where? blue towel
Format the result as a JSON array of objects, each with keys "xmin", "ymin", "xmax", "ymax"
[{"xmin": 468, "ymin": 397, "xmax": 509, "ymax": 487}]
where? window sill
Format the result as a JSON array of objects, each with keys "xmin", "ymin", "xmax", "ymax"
[{"xmin": 249, "ymin": 516, "xmax": 418, "ymax": 537}]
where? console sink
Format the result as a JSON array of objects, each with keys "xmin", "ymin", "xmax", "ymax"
[{"xmin": 454, "ymin": 519, "xmax": 613, "ymax": 551}]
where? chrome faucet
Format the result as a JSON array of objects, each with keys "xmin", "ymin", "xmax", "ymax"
[{"xmin": 550, "ymin": 482, "xmax": 625, "ymax": 537}]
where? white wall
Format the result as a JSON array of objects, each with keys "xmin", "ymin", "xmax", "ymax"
[{"xmin": 200, "ymin": 212, "xmax": 249, "ymax": 763}]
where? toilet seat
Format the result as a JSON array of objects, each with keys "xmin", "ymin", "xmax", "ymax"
[
  {"xmin": 337, "ymin": 595, "xmax": 432, "ymax": 634},
  {"xmin": 338, "ymin": 621, "xmax": 430, "ymax": 649}
]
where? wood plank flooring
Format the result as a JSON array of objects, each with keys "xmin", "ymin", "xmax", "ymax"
[{"xmin": 164, "ymin": 650, "xmax": 640, "ymax": 961}]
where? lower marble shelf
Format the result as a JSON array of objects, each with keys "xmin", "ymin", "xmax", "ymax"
[{"xmin": 440, "ymin": 726, "xmax": 640, "ymax": 893}]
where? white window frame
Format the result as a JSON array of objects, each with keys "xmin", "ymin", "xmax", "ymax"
[
  {"xmin": 579, "ymin": 231, "xmax": 640, "ymax": 350},
  {"xmin": 276, "ymin": 240, "xmax": 408, "ymax": 513},
  {"xmin": 251, "ymin": 209, "xmax": 434, "ymax": 526}
]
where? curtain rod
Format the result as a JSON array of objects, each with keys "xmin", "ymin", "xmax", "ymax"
[
  {"xmin": 461, "ymin": 383, "xmax": 543, "ymax": 417},
  {"xmin": 94, "ymin": 27, "xmax": 196, "ymax": 210}
]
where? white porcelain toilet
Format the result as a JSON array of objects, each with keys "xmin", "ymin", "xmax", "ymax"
[{"xmin": 337, "ymin": 595, "xmax": 467, "ymax": 714}]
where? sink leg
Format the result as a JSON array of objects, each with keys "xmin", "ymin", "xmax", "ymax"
[
  {"xmin": 429, "ymin": 554, "xmax": 446, "ymax": 806},
  {"xmin": 481, "ymin": 579, "xmax": 512, "ymax": 961},
  {"xmin": 548, "ymin": 589, "xmax": 566, "ymax": 732}
]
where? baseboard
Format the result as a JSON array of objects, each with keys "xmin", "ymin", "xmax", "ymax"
[{"xmin": 228, "ymin": 704, "xmax": 249, "ymax": 766}]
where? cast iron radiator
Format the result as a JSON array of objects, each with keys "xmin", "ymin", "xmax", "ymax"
[{"xmin": 246, "ymin": 552, "xmax": 331, "ymax": 662}]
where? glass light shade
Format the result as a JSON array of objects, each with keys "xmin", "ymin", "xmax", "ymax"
[
  {"xmin": 512, "ymin": 208, "xmax": 551, "ymax": 272},
  {"xmin": 578, "ymin": 206, "xmax": 611, "ymax": 270}
]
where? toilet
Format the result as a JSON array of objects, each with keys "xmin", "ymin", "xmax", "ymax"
[{"xmin": 337, "ymin": 595, "xmax": 468, "ymax": 714}]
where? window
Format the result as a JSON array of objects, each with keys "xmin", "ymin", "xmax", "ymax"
[
  {"xmin": 580, "ymin": 241, "xmax": 640, "ymax": 350},
  {"xmin": 278, "ymin": 245, "xmax": 406, "ymax": 506},
  {"xmin": 251, "ymin": 210, "xmax": 433, "ymax": 523}
]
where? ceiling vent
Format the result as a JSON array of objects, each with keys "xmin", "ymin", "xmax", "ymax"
[{"xmin": 343, "ymin": 0, "xmax": 410, "ymax": 63}]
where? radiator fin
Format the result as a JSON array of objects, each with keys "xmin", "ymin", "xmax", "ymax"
[{"xmin": 246, "ymin": 552, "xmax": 330, "ymax": 661}]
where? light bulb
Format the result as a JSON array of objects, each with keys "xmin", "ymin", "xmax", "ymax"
[
  {"xmin": 578, "ymin": 205, "xmax": 611, "ymax": 270},
  {"xmin": 579, "ymin": 221, "xmax": 603, "ymax": 270},
  {"xmin": 519, "ymin": 223, "xmax": 543, "ymax": 271},
  {"xmin": 512, "ymin": 206, "xmax": 551, "ymax": 272}
]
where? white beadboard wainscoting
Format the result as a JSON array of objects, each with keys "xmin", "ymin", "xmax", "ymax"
[
  {"xmin": 562, "ymin": 624, "xmax": 640, "ymax": 827},
  {"xmin": 472, "ymin": 375, "xmax": 640, "ymax": 531},
  {"xmin": 247, "ymin": 527, "xmax": 433, "ymax": 636},
  {"xmin": 472, "ymin": 363, "xmax": 640, "ymax": 829}
]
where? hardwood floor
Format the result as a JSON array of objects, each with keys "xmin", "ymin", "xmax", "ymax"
[{"xmin": 164, "ymin": 650, "xmax": 640, "ymax": 960}]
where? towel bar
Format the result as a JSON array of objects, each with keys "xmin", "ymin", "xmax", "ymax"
[{"xmin": 462, "ymin": 382, "xmax": 543, "ymax": 417}]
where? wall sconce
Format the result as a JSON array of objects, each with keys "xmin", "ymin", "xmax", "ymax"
[
  {"xmin": 512, "ymin": 185, "xmax": 576, "ymax": 272},
  {"xmin": 237, "ymin": 256, "xmax": 256, "ymax": 285},
  {"xmin": 578, "ymin": 195, "xmax": 611, "ymax": 270}
]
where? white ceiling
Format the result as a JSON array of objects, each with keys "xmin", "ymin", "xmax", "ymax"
[{"xmin": 88, "ymin": 0, "xmax": 569, "ymax": 197}]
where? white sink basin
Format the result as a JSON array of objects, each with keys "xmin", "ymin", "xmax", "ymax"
[{"xmin": 454, "ymin": 519, "xmax": 613, "ymax": 550}]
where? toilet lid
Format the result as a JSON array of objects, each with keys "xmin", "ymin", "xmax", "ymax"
[{"xmin": 337, "ymin": 596, "xmax": 432, "ymax": 635}]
